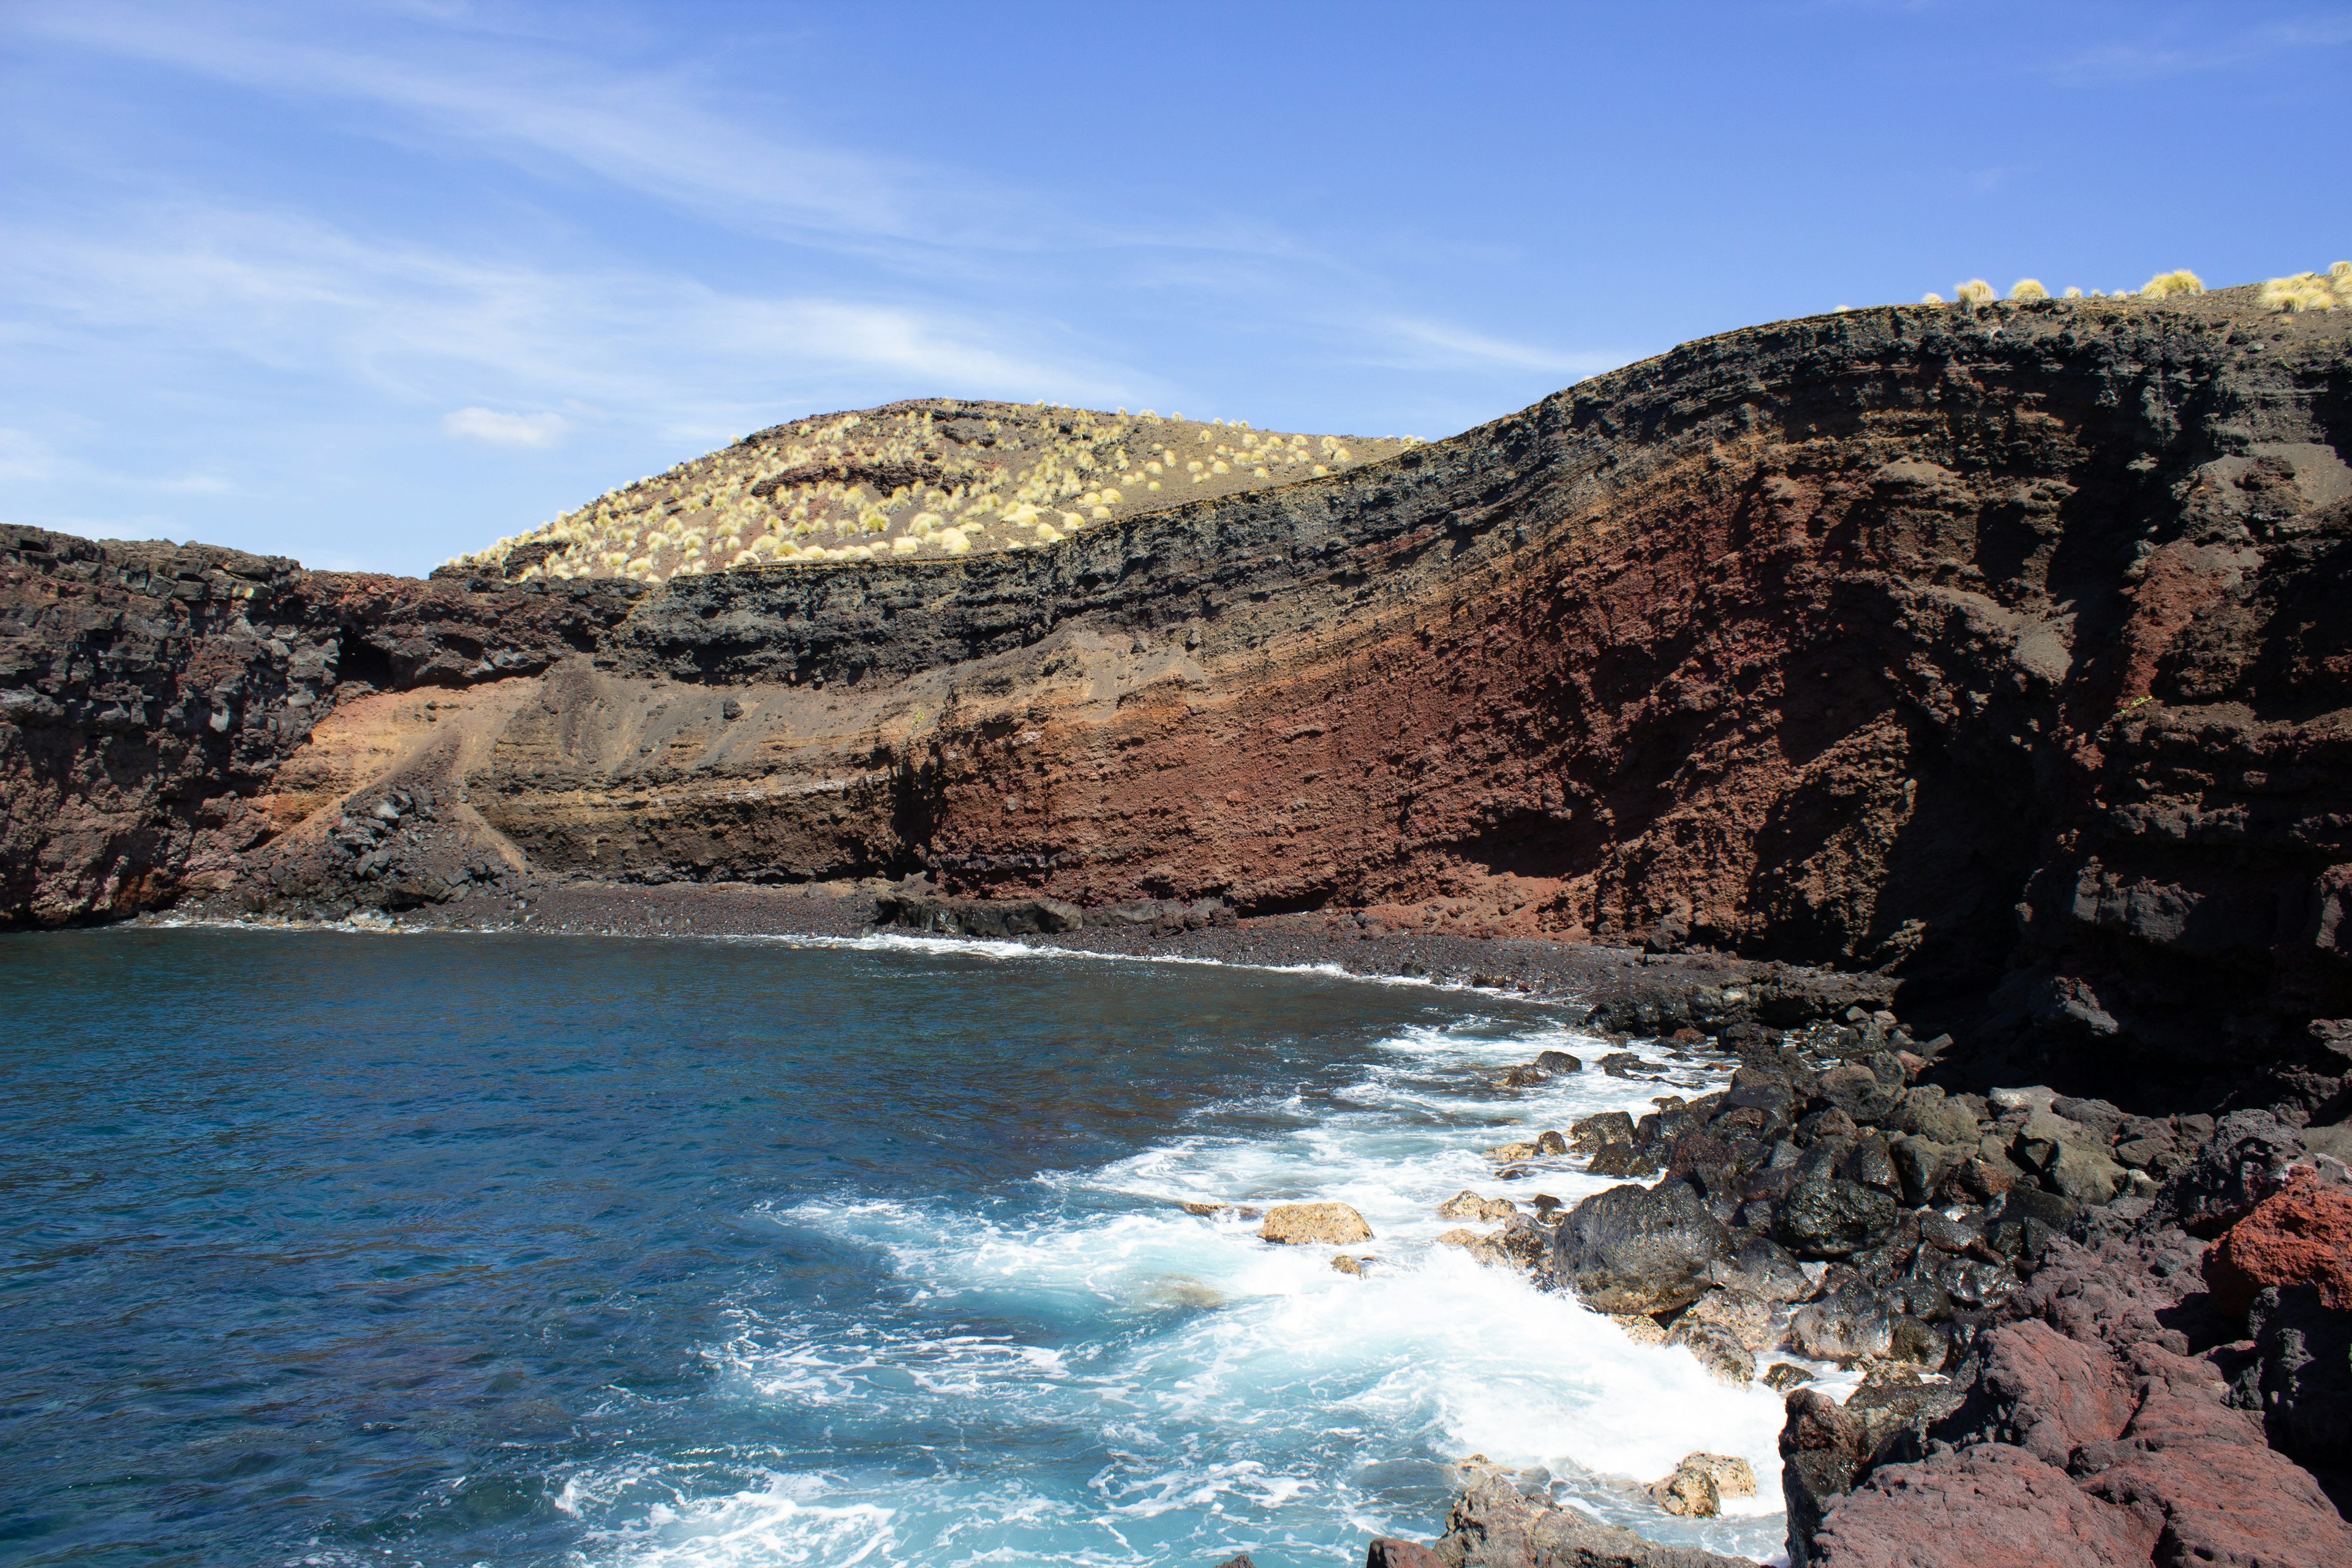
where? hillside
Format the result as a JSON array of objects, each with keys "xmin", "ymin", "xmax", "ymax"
[
  {"xmin": 439, "ymin": 399, "xmax": 1421, "ymax": 582},
  {"xmin": 5, "ymin": 281, "xmax": 2351, "ymax": 1098}
]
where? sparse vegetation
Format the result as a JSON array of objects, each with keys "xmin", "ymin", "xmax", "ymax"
[
  {"xmin": 443, "ymin": 401, "xmax": 1422, "ymax": 584},
  {"xmin": 2141, "ymin": 268, "xmax": 2204, "ymax": 298},
  {"xmin": 2260, "ymin": 263, "xmax": 2351, "ymax": 313}
]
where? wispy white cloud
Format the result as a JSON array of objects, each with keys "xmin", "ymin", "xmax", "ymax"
[
  {"xmin": 1360, "ymin": 316, "xmax": 1622, "ymax": 377},
  {"xmin": 2044, "ymin": 15, "xmax": 2352, "ymax": 81},
  {"xmin": 442, "ymin": 407, "xmax": 569, "ymax": 447},
  {"xmin": 0, "ymin": 203, "xmax": 1140, "ymax": 440},
  {"xmin": 10, "ymin": 0, "xmax": 1068, "ymax": 256}
]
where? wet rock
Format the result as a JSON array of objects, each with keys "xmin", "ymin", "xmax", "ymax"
[
  {"xmin": 1438, "ymin": 1191, "xmax": 1518, "ymax": 1223},
  {"xmin": 1553, "ymin": 1183, "xmax": 1736, "ymax": 1314},
  {"xmin": 1676, "ymin": 1286, "xmax": 1773, "ymax": 1351},
  {"xmin": 1667, "ymin": 1319, "xmax": 1755, "ymax": 1385},
  {"xmin": 1362, "ymin": 1540, "xmax": 1446, "ymax": 1568},
  {"xmin": 1611, "ymin": 1312, "xmax": 1670, "ymax": 1345},
  {"xmin": 1588, "ymin": 1141, "xmax": 1664, "ymax": 1179},
  {"xmin": 1533, "ymin": 1050, "xmax": 1582, "ymax": 1074},
  {"xmin": 1790, "ymin": 1282, "xmax": 1896, "ymax": 1365},
  {"xmin": 2201, "ymin": 1167, "xmax": 2352, "ymax": 1318},
  {"xmin": 1436, "ymin": 1462, "xmax": 1755, "ymax": 1568},
  {"xmin": 1648, "ymin": 1463, "xmax": 1719, "ymax": 1519},
  {"xmin": 1330, "ymin": 1254, "xmax": 1374, "ymax": 1276},
  {"xmin": 1647, "ymin": 1452, "xmax": 1754, "ymax": 1518},
  {"xmin": 1777, "ymin": 1177, "xmax": 1898, "ymax": 1259},
  {"xmin": 1532, "ymin": 1129, "xmax": 1568, "ymax": 1156},
  {"xmin": 1212, "ymin": 1555, "xmax": 1257, "ymax": 1568},
  {"xmin": 1763, "ymin": 1361, "xmax": 1813, "ymax": 1392},
  {"xmin": 1570, "ymin": 1111, "xmax": 1637, "ymax": 1152},
  {"xmin": 1711, "ymin": 1233, "xmax": 1814, "ymax": 1302},
  {"xmin": 1599, "ymin": 1052, "xmax": 1649, "ymax": 1079},
  {"xmin": 1463, "ymin": 1215, "xmax": 1549, "ymax": 1273},
  {"xmin": 1259, "ymin": 1202, "xmax": 1372, "ymax": 1245}
]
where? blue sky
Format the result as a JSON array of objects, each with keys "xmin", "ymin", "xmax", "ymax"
[{"xmin": 4, "ymin": 2, "xmax": 2348, "ymax": 575}]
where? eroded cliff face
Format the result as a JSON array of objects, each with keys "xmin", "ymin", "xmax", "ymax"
[{"xmin": 6, "ymin": 290, "xmax": 2349, "ymax": 1096}]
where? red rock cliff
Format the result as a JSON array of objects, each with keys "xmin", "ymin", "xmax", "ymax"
[{"xmin": 6, "ymin": 289, "xmax": 2349, "ymax": 1094}]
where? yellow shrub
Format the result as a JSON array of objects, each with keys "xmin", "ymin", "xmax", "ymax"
[{"xmin": 2141, "ymin": 269, "xmax": 2203, "ymax": 298}]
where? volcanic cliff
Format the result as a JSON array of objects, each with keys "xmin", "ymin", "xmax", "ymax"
[{"xmin": 6, "ymin": 287, "xmax": 2351, "ymax": 1109}]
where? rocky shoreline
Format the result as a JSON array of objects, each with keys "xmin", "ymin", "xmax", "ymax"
[{"xmin": 147, "ymin": 885, "xmax": 2352, "ymax": 1566}]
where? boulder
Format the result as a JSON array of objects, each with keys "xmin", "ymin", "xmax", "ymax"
[
  {"xmin": 1463, "ymin": 1215, "xmax": 1549, "ymax": 1273},
  {"xmin": 1807, "ymin": 1443, "xmax": 2157, "ymax": 1568},
  {"xmin": 1552, "ymin": 1183, "xmax": 1735, "ymax": 1314},
  {"xmin": 1895, "ymin": 1085, "xmax": 1981, "ymax": 1145},
  {"xmin": 1570, "ymin": 1110, "xmax": 1638, "ymax": 1151},
  {"xmin": 1711, "ymin": 1233, "xmax": 1814, "ymax": 1302},
  {"xmin": 1533, "ymin": 1050, "xmax": 1582, "ymax": 1074},
  {"xmin": 1890, "ymin": 1136, "xmax": 1967, "ymax": 1207},
  {"xmin": 1330, "ymin": 1254, "xmax": 1373, "ymax": 1276},
  {"xmin": 1940, "ymin": 1320, "xmax": 2132, "ymax": 1469},
  {"xmin": 2201, "ymin": 1167, "xmax": 2352, "ymax": 1318},
  {"xmin": 1815, "ymin": 1063, "xmax": 1899, "ymax": 1125},
  {"xmin": 2045, "ymin": 1142, "xmax": 2125, "ymax": 1206},
  {"xmin": 1438, "ymin": 1190, "xmax": 1518, "ymax": 1223},
  {"xmin": 1588, "ymin": 1141, "xmax": 1664, "ymax": 1178},
  {"xmin": 1437, "ymin": 1462, "xmax": 1755, "ymax": 1568},
  {"xmin": 1676, "ymin": 1286, "xmax": 1773, "ymax": 1350},
  {"xmin": 1362, "ymin": 1541, "xmax": 1446, "ymax": 1568},
  {"xmin": 1667, "ymin": 1319, "xmax": 1756, "ymax": 1385},
  {"xmin": 1791, "ymin": 1284, "xmax": 1896, "ymax": 1364},
  {"xmin": 1611, "ymin": 1312, "xmax": 1670, "ymax": 1345},
  {"xmin": 1259, "ymin": 1202, "xmax": 1373, "ymax": 1245},
  {"xmin": 1764, "ymin": 1361, "xmax": 1814, "ymax": 1391},
  {"xmin": 2235, "ymin": 1284, "xmax": 2352, "ymax": 1474},
  {"xmin": 1777, "ymin": 1177, "xmax": 1898, "ymax": 1258},
  {"xmin": 1646, "ymin": 1452, "xmax": 1755, "ymax": 1519}
]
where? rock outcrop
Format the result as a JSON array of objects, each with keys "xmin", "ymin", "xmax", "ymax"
[{"xmin": 6, "ymin": 288, "xmax": 2352, "ymax": 1102}]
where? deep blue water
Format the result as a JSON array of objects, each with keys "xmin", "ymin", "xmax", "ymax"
[{"xmin": 0, "ymin": 927, "xmax": 1785, "ymax": 1568}]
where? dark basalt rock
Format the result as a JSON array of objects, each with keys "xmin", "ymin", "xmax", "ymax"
[
  {"xmin": 1777, "ymin": 1177, "xmax": 1899, "ymax": 1259},
  {"xmin": 1551, "ymin": 1182, "xmax": 1735, "ymax": 1314}
]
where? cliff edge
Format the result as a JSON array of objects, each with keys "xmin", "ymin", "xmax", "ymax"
[{"xmin": 6, "ymin": 286, "xmax": 2350, "ymax": 1104}]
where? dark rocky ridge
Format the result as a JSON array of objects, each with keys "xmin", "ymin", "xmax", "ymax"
[{"xmin": 6, "ymin": 287, "xmax": 2351, "ymax": 1119}]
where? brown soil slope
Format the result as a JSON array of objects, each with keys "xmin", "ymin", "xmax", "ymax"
[{"xmin": 6, "ymin": 288, "xmax": 2350, "ymax": 1097}]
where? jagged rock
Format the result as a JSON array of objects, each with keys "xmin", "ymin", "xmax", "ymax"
[
  {"xmin": 1436, "ymin": 1463, "xmax": 1754, "ymax": 1568},
  {"xmin": 1763, "ymin": 1361, "xmax": 1813, "ymax": 1392},
  {"xmin": 1438, "ymin": 1191, "xmax": 1518, "ymax": 1223},
  {"xmin": 1363, "ymin": 1541, "xmax": 1446, "ymax": 1568},
  {"xmin": 1570, "ymin": 1111, "xmax": 1637, "ymax": 1152},
  {"xmin": 1552, "ymin": 1183, "xmax": 1735, "ymax": 1313},
  {"xmin": 1259, "ymin": 1202, "xmax": 1372, "ymax": 1245},
  {"xmin": 1610, "ymin": 1312, "xmax": 1670, "ymax": 1345},
  {"xmin": 1667, "ymin": 1319, "xmax": 1755, "ymax": 1385},
  {"xmin": 1790, "ymin": 1284, "xmax": 1896, "ymax": 1365},
  {"xmin": 1711, "ymin": 1233, "xmax": 1814, "ymax": 1302},
  {"xmin": 1777, "ymin": 1177, "xmax": 1898, "ymax": 1258},
  {"xmin": 2231, "ymin": 1284, "xmax": 2352, "ymax": 1477},
  {"xmin": 1676, "ymin": 1286, "xmax": 1773, "ymax": 1350},
  {"xmin": 2201, "ymin": 1167, "xmax": 2352, "ymax": 1317},
  {"xmin": 1588, "ymin": 1141, "xmax": 1664, "ymax": 1178}
]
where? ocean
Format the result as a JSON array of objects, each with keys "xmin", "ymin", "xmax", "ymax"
[{"xmin": 0, "ymin": 927, "xmax": 1787, "ymax": 1567}]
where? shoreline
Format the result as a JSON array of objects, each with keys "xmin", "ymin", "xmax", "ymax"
[{"xmin": 152, "ymin": 876, "xmax": 1896, "ymax": 1022}]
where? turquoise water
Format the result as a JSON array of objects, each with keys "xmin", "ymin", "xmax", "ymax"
[{"xmin": 0, "ymin": 928, "xmax": 1785, "ymax": 1567}]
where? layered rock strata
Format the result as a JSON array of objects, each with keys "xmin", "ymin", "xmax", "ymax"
[{"xmin": 5, "ymin": 288, "xmax": 2351, "ymax": 1102}]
